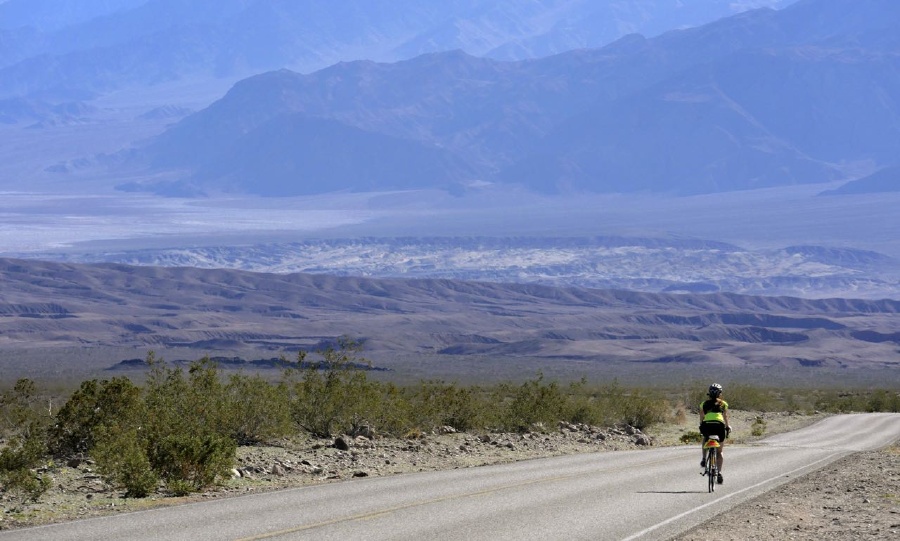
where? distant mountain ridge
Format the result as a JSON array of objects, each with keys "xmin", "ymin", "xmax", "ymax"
[
  {"xmin": 0, "ymin": 0, "xmax": 145, "ymax": 32},
  {"xmin": 0, "ymin": 0, "xmax": 792, "ymax": 92},
  {"xmin": 821, "ymin": 166, "xmax": 900, "ymax": 196},
  {"xmin": 22, "ymin": 236, "xmax": 900, "ymax": 300},
  {"xmin": 128, "ymin": 0, "xmax": 900, "ymax": 196},
  {"xmin": 2, "ymin": 257, "xmax": 898, "ymax": 378}
]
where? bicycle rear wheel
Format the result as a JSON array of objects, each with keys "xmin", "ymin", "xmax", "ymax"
[{"xmin": 707, "ymin": 449, "xmax": 716, "ymax": 493}]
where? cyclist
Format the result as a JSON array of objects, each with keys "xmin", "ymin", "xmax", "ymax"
[{"xmin": 699, "ymin": 382, "xmax": 731, "ymax": 484}]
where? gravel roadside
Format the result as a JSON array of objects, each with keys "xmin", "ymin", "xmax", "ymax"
[{"xmin": 674, "ymin": 445, "xmax": 900, "ymax": 540}]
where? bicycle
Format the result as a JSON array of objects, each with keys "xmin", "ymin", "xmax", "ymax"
[{"xmin": 702, "ymin": 435, "xmax": 721, "ymax": 493}]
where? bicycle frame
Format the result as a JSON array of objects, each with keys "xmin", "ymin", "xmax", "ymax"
[{"xmin": 703, "ymin": 435, "xmax": 720, "ymax": 493}]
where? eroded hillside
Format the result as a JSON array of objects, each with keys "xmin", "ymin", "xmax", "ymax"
[{"xmin": 1, "ymin": 258, "xmax": 898, "ymax": 382}]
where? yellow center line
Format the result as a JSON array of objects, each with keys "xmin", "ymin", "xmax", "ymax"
[{"xmin": 234, "ymin": 454, "xmax": 683, "ymax": 540}]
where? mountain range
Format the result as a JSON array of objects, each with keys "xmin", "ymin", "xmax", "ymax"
[
  {"xmin": 27, "ymin": 236, "xmax": 900, "ymax": 301},
  {"xmin": 2, "ymin": 257, "xmax": 898, "ymax": 381},
  {"xmin": 4, "ymin": 0, "xmax": 897, "ymax": 198},
  {"xmin": 0, "ymin": 0, "xmax": 898, "ymax": 308},
  {"xmin": 0, "ymin": 0, "xmax": 792, "ymax": 95},
  {"xmin": 116, "ymin": 0, "xmax": 900, "ymax": 197}
]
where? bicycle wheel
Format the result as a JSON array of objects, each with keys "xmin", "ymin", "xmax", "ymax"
[{"xmin": 707, "ymin": 449, "xmax": 716, "ymax": 493}]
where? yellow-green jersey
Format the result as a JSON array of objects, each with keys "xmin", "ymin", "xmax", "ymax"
[{"xmin": 701, "ymin": 398, "xmax": 729, "ymax": 423}]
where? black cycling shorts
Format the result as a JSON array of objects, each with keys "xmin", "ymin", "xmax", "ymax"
[{"xmin": 700, "ymin": 421, "xmax": 727, "ymax": 441}]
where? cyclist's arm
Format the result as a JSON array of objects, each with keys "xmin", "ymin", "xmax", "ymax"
[{"xmin": 724, "ymin": 408, "xmax": 731, "ymax": 430}]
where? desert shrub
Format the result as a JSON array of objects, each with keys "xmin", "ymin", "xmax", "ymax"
[
  {"xmin": 0, "ymin": 464, "xmax": 51, "ymax": 505},
  {"xmin": 494, "ymin": 374, "xmax": 567, "ymax": 432},
  {"xmin": 1, "ymin": 379, "xmax": 43, "ymax": 435},
  {"xmin": 289, "ymin": 338, "xmax": 392, "ymax": 437},
  {"xmin": 92, "ymin": 426, "xmax": 158, "ymax": 498},
  {"xmin": 865, "ymin": 390, "xmax": 900, "ymax": 413},
  {"xmin": 48, "ymin": 353, "xmax": 235, "ymax": 496},
  {"xmin": 815, "ymin": 391, "xmax": 865, "ymax": 413},
  {"xmin": 561, "ymin": 378, "xmax": 603, "ymax": 426},
  {"xmin": 0, "ymin": 429, "xmax": 45, "ymax": 473},
  {"xmin": 141, "ymin": 354, "xmax": 226, "ymax": 441},
  {"xmin": 220, "ymin": 374, "xmax": 293, "ymax": 444},
  {"xmin": 674, "ymin": 382, "xmax": 708, "ymax": 415},
  {"xmin": 481, "ymin": 377, "xmax": 674, "ymax": 433},
  {"xmin": 813, "ymin": 389, "xmax": 900, "ymax": 414},
  {"xmin": 158, "ymin": 357, "xmax": 294, "ymax": 444},
  {"xmin": 334, "ymin": 371, "xmax": 391, "ymax": 437},
  {"xmin": 359, "ymin": 381, "xmax": 412, "ymax": 437},
  {"xmin": 565, "ymin": 400, "xmax": 598, "ymax": 425},
  {"xmin": 782, "ymin": 392, "xmax": 803, "ymax": 413},
  {"xmin": 409, "ymin": 381, "xmax": 486, "ymax": 433},
  {"xmin": 751, "ymin": 416, "xmax": 767, "ymax": 437},
  {"xmin": 0, "ymin": 423, "xmax": 51, "ymax": 503},
  {"xmin": 0, "ymin": 379, "xmax": 53, "ymax": 503},
  {"xmin": 671, "ymin": 404, "xmax": 688, "ymax": 424},
  {"xmin": 583, "ymin": 381, "xmax": 624, "ymax": 427},
  {"xmin": 589, "ymin": 381, "xmax": 670, "ymax": 430},
  {"xmin": 140, "ymin": 354, "xmax": 237, "ymax": 492},
  {"xmin": 724, "ymin": 383, "xmax": 781, "ymax": 412},
  {"xmin": 146, "ymin": 432, "xmax": 235, "ymax": 494},
  {"xmin": 141, "ymin": 352, "xmax": 188, "ymax": 424},
  {"xmin": 680, "ymin": 431, "xmax": 703, "ymax": 444},
  {"xmin": 49, "ymin": 377, "xmax": 143, "ymax": 457},
  {"xmin": 615, "ymin": 393, "xmax": 671, "ymax": 430}
]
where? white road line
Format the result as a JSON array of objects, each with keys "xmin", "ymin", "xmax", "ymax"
[{"xmin": 620, "ymin": 451, "xmax": 845, "ymax": 541}]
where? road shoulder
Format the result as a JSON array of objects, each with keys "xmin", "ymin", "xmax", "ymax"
[{"xmin": 674, "ymin": 444, "xmax": 900, "ymax": 540}]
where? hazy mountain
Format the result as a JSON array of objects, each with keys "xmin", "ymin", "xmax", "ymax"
[
  {"xmin": 0, "ymin": 0, "xmax": 146, "ymax": 32},
  {"xmin": 0, "ymin": 0, "xmax": 793, "ymax": 98},
  {"xmin": 392, "ymin": 0, "xmax": 797, "ymax": 61},
  {"xmin": 133, "ymin": 0, "xmax": 900, "ymax": 196},
  {"xmin": 0, "ymin": 97, "xmax": 98, "ymax": 125},
  {"xmin": 138, "ymin": 54, "xmax": 531, "ymax": 193},
  {"xmin": 822, "ymin": 166, "xmax": 900, "ymax": 196},
  {"xmin": 0, "ymin": 25, "xmax": 39, "ymax": 69},
  {"xmin": 491, "ymin": 0, "xmax": 900, "ymax": 192},
  {"xmin": 505, "ymin": 45, "xmax": 900, "ymax": 193},
  {"xmin": 0, "ymin": 0, "xmax": 145, "ymax": 68},
  {"xmin": 195, "ymin": 114, "xmax": 480, "ymax": 195}
]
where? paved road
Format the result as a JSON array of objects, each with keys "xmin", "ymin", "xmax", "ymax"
[{"xmin": 4, "ymin": 413, "xmax": 899, "ymax": 541}]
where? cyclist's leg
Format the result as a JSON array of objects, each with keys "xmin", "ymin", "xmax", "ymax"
[
  {"xmin": 716, "ymin": 423, "xmax": 725, "ymax": 483},
  {"xmin": 715, "ymin": 422, "xmax": 725, "ymax": 470},
  {"xmin": 699, "ymin": 423, "xmax": 709, "ymax": 466}
]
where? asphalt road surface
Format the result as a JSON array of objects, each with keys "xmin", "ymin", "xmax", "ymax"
[{"xmin": 3, "ymin": 413, "xmax": 899, "ymax": 541}]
